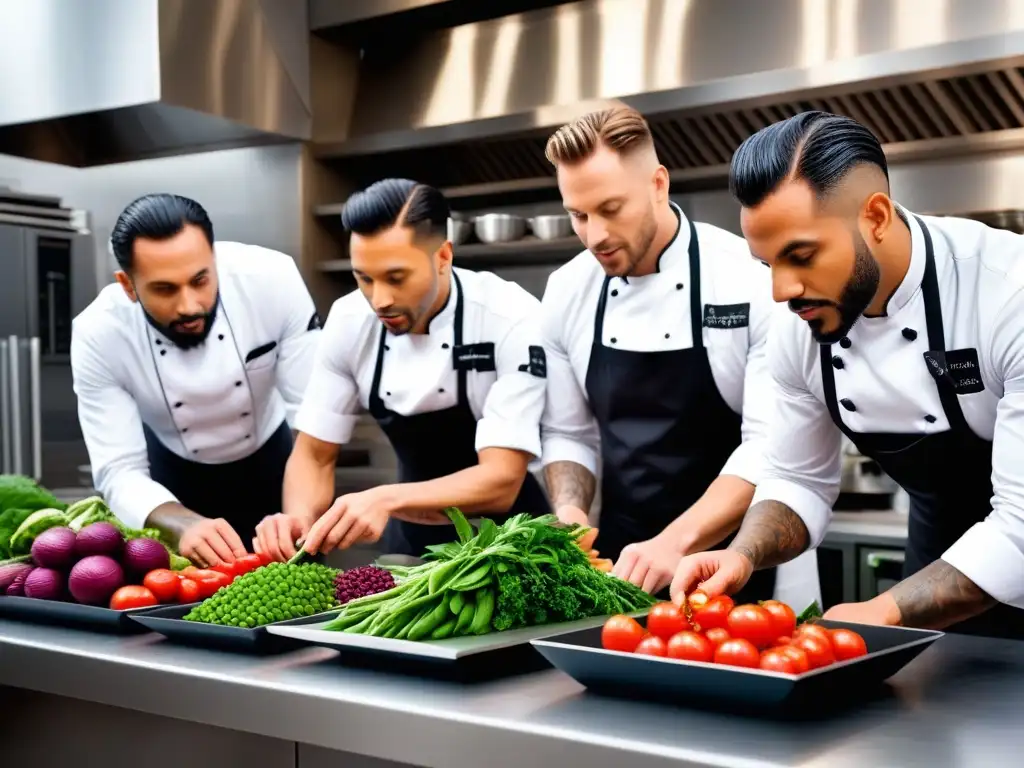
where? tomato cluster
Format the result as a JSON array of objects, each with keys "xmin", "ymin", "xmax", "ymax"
[
  {"xmin": 107, "ymin": 553, "xmax": 269, "ymax": 611},
  {"xmin": 601, "ymin": 593, "xmax": 868, "ymax": 674}
]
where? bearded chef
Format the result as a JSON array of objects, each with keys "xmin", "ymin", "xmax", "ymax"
[
  {"xmin": 254, "ymin": 179, "xmax": 550, "ymax": 560},
  {"xmin": 672, "ymin": 111, "xmax": 1024, "ymax": 639},
  {"xmin": 538, "ymin": 104, "xmax": 820, "ymax": 604},
  {"xmin": 71, "ymin": 193, "xmax": 320, "ymax": 567}
]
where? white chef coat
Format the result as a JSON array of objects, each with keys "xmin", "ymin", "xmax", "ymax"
[
  {"xmin": 540, "ymin": 205, "xmax": 820, "ymax": 609},
  {"xmin": 71, "ymin": 242, "xmax": 320, "ymax": 530},
  {"xmin": 754, "ymin": 207, "xmax": 1024, "ymax": 609},
  {"xmin": 295, "ymin": 267, "xmax": 547, "ymax": 461}
]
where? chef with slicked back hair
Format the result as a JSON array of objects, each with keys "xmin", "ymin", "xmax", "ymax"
[
  {"xmin": 257, "ymin": 179, "xmax": 551, "ymax": 560},
  {"xmin": 672, "ymin": 111, "xmax": 1024, "ymax": 639}
]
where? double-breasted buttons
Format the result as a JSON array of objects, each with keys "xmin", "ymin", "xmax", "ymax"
[{"xmin": 840, "ymin": 398, "xmax": 857, "ymax": 412}]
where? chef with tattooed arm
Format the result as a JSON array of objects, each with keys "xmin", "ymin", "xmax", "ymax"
[{"xmin": 671, "ymin": 111, "xmax": 1024, "ymax": 638}]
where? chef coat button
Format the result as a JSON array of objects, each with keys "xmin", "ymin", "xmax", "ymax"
[
  {"xmin": 442, "ymin": 343, "xmax": 450, "ymax": 349},
  {"xmin": 839, "ymin": 398, "xmax": 857, "ymax": 412},
  {"xmin": 664, "ymin": 333, "xmax": 671, "ymax": 339},
  {"xmin": 241, "ymin": 411, "xmax": 250, "ymax": 417},
  {"xmin": 245, "ymin": 434, "xmax": 251, "ymax": 439},
  {"xmin": 160, "ymin": 350, "xmax": 167, "ymax": 356},
  {"xmin": 384, "ymin": 345, "xmax": 390, "ymax": 351},
  {"xmin": 839, "ymin": 337, "xmax": 852, "ymax": 349},
  {"xmin": 438, "ymin": 388, "xmax": 445, "ymax": 393},
  {"xmin": 174, "ymin": 401, "xmax": 183, "ymax": 408},
  {"xmin": 831, "ymin": 356, "xmax": 844, "ymax": 370},
  {"xmin": 902, "ymin": 327, "xmax": 918, "ymax": 341},
  {"xmin": 182, "ymin": 428, "xmax": 188, "ymax": 433},
  {"xmin": 192, "ymin": 450, "xmax": 199, "ymax": 455},
  {"xmin": 218, "ymin": 334, "xmax": 224, "ymax": 341},
  {"xmin": 610, "ymin": 337, "xmax": 617, "ymax": 344},
  {"xmin": 924, "ymin": 414, "xmax": 937, "ymax": 423},
  {"xmin": 676, "ymin": 283, "xmax": 683, "ymax": 290},
  {"xmin": 155, "ymin": 339, "xmax": 162, "ymax": 345},
  {"xmin": 386, "ymin": 391, "xmax": 391, "ymax": 396},
  {"xmin": 611, "ymin": 289, "xmax": 619, "ymax": 297},
  {"xmin": 235, "ymin": 381, "xmax": 242, "ymax": 387}
]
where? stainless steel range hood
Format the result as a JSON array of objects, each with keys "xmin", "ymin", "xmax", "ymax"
[
  {"xmin": 319, "ymin": 0, "xmax": 1024, "ymax": 190},
  {"xmin": 0, "ymin": 0, "xmax": 311, "ymax": 167}
]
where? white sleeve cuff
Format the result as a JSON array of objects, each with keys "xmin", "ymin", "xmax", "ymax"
[
  {"xmin": 540, "ymin": 434, "xmax": 599, "ymax": 476},
  {"xmin": 942, "ymin": 522, "xmax": 1024, "ymax": 609},
  {"xmin": 294, "ymin": 407, "xmax": 358, "ymax": 445},
  {"xmin": 751, "ymin": 479, "xmax": 833, "ymax": 548},
  {"xmin": 475, "ymin": 417, "xmax": 542, "ymax": 459},
  {"xmin": 719, "ymin": 441, "xmax": 765, "ymax": 486},
  {"xmin": 109, "ymin": 478, "xmax": 179, "ymax": 531}
]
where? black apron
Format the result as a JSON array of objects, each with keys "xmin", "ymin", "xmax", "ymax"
[
  {"xmin": 819, "ymin": 215, "xmax": 1024, "ymax": 639},
  {"xmin": 144, "ymin": 421, "xmax": 293, "ymax": 539},
  {"xmin": 369, "ymin": 272, "xmax": 550, "ymax": 557},
  {"xmin": 584, "ymin": 218, "xmax": 777, "ymax": 601}
]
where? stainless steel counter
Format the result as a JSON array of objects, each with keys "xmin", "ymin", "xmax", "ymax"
[
  {"xmin": 826, "ymin": 510, "xmax": 909, "ymax": 547},
  {"xmin": 1, "ymin": 618, "xmax": 1022, "ymax": 767}
]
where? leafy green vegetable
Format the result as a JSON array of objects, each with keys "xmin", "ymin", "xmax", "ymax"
[
  {"xmin": 8, "ymin": 508, "xmax": 66, "ymax": 555},
  {"xmin": 323, "ymin": 508, "xmax": 656, "ymax": 639},
  {"xmin": 797, "ymin": 600, "xmax": 823, "ymax": 625},
  {"xmin": 0, "ymin": 475, "xmax": 67, "ymax": 557},
  {"xmin": 63, "ymin": 496, "xmax": 190, "ymax": 569},
  {"xmin": 0, "ymin": 508, "xmax": 34, "ymax": 559}
]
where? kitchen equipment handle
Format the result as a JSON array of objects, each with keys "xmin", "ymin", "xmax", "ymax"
[
  {"xmin": 866, "ymin": 550, "xmax": 905, "ymax": 568},
  {"xmin": 8, "ymin": 335, "xmax": 20, "ymax": 475},
  {"xmin": 30, "ymin": 337, "xmax": 41, "ymax": 481},
  {"xmin": 0, "ymin": 339, "xmax": 8, "ymax": 474}
]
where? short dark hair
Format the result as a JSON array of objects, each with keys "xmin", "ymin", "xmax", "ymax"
[
  {"xmin": 110, "ymin": 193, "xmax": 214, "ymax": 271},
  {"xmin": 729, "ymin": 111, "xmax": 889, "ymax": 209},
  {"xmin": 341, "ymin": 178, "xmax": 449, "ymax": 241}
]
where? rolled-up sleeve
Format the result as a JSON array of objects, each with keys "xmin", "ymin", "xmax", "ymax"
[
  {"xmin": 943, "ymin": 287, "xmax": 1024, "ymax": 609},
  {"xmin": 272, "ymin": 255, "xmax": 321, "ymax": 423},
  {"xmin": 475, "ymin": 313, "xmax": 547, "ymax": 458},
  {"xmin": 538, "ymin": 276, "xmax": 600, "ymax": 475},
  {"xmin": 719, "ymin": 283, "xmax": 785, "ymax": 485},
  {"xmin": 71, "ymin": 324, "xmax": 177, "ymax": 530},
  {"xmin": 749, "ymin": 325, "xmax": 843, "ymax": 547},
  {"xmin": 293, "ymin": 303, "xmax": 362, "ymax": 445}
]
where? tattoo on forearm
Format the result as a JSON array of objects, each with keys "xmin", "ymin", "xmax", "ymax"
[
  {"xmin": 889, "ymin": 560, "xmax": 996, "ymax": 629},
  {"xmin": 544, "ymin": 461, "xmax": 596, "ymax": 511},
  {"xmin": 727, "ymin": 500, "xmax": 809, "ymax": 570},
  {"xmin": 145, "ymin": 503, "xmax": 204, "ymax": 547}
]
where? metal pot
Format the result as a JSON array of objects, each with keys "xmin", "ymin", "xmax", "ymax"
[
  {"xmin": 448, "ymin": 218, "xmax": 474, "ymax": 245},
  {"xmin": 529, "ymin": 214, "xmax": 573, "ymax": 240},
  {"xmin": 474, "ymin": 213, "xmax": 527, "ymax": 244}
]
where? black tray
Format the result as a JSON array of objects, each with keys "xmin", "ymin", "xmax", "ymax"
[
  {"xmin": 129, "ymin": 603, "xmax": 338, "ymax": 654},
  {"xmin": 0, "ymin": 595, "xmax": 165, "ymax": 633},
  {"xmin": 531, "ymin": 620, "xmax": 943, "ymax": 716}
]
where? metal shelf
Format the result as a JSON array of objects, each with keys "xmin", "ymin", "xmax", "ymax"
[{"xmin": 317, "ymin": 235, "xmax": 581, "ymax": 272}]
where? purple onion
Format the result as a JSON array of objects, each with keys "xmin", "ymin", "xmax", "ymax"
[{"xmin": 334, "ymin": 565, "xmax": 396, "ymax": 605}]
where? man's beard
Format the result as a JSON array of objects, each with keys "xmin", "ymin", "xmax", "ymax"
[
  {"xmin": 142, "ymin": 294, "xmax": 220, "ymax": 349},
  {"xmin": 597, "ymin": 206, "xmax": 659, "ymax": 279},
  {"xmin": 790, "ymin": 235, "xmax": 880, "ymax": 344}
]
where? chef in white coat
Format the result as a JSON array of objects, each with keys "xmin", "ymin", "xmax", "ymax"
[
  {"xmin": 672, "ymin": 111, "xmax": 1024, "ymax": 639},
  {"xmin": 255, "ymin": 179, "xmax": 550, "ymax": 560},
  {"xmin": 539, "ymin": 104, "xmax": 820, "ymax": 604},
  {"xmin": 72, "ymin": 193, "xmax": 320, "ymax": 567}
]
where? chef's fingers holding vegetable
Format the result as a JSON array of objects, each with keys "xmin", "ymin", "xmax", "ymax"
[
  {"xmin": 302, "ymin": 487, "xmax": 394, "ymax": 554},
  {"xmin": 253, "ymin": 513, "xmax": 309, "ymax": 562},
  {"xmin": 614, "ymin": 535, "xmax": 682, "ymax": 594},
  {"xmin": 670, "ymin": 548, "xmax": 754, "ymax": 605},
  {"xmin": 178, "ymin": 516, "xmax": 247, "ymax": 568}
]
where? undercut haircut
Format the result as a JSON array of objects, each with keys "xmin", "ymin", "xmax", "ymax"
[
  {"xmin": 341, "ymin": 178, "xmax": 449, "ymax": 241},
  {"xmin": 110, "ymin": 193, "xmax": 214, "ymax": 272},
  {"xmin": 729, "ymin": 111, "xmax": 889, "ymax": 208},
  {"xmin": 545, "ymin": 104, "xmax": 655, "ymax": 166}
]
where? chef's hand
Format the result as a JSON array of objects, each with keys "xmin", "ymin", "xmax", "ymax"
[
  {"xmin": 179, "ymin": 517, "xmax": 247, "ymax": 568},
  {"xmin": 253, "ymin": 513, "xmax": 310, "ymax": 563},
  {"xmin": 554, "ymin": 505, "xmax": 607, "ymax": 568},
  {"xmin": 669, "ymin": 548, "xmax": 753, "ymax": 605},
  {"xmin": 302, "ymin": 487, "xmax": 397, "ymax": 554},
  {"xmin": 823, "ymin": 594, "xmax": 902, "ymax": 626},
  {"xmin": 613, "ymin": 534, "xmax": 683, "ymax": 594}
]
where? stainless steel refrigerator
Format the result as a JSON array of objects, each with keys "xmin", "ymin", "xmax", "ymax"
[{"xmin": 0, "ymin": 189, "xmax": 96, "ymax": 488}]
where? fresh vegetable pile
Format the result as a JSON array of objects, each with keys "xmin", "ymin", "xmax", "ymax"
[
  {"xmin": 183, "ymin": 562, "xmax": 339, "ymax": 628},
  {"xmin": 601, "ymin": 594, "xmax": 868, "ymax": 673},
  {"xmin": 0, "ymin": 521, "xmax": 195, "ymax": 611},
  {"xmin": 322, "ymin": 508, "xmax": 657, "ymax": 640}
]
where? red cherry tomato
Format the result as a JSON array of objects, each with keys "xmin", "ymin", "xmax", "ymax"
[
  {"xmin": 693, "ymin": 595, "xmax": 734, "ymax": 631},
  {"xmin": 794, "ymin": 623, "xmax": 832, "ymax": 645},
  {"xmin": 647, "ymin": 601, "xmax": 691, "ymax": 640},
  {"xmin": 634, "ymin": 634, "xmax": 668, "ymax": 657},
  {"xmin": 760, "ymin": 600, "xmax": 797, "ymax": 639},
  {"xmin": 258, "ymin": 551, "xmax": 273, "ymax": 566},
  {"xmin": 177, "ymin": 578, "xmax": 201, "ymax": 603},
  {"xmin": 666, "ymin": 631, "xmax": 714, "ymax": 663},
  {"xmin": 210, "ymin": 562, "xmax": 237, "ymax": 579},
  {"xmin": 601, "ymin": 615, "xmax": 646, "ymax": 653},
  {"xmin": 830, "ymin": 628, "xmax": 869, "ymax": 661},
  {"xmin": 704, "ymin": 627, "xmax": 731, "ymax": 648},
  {"xmin": 714, "ymin": 638, "xmax": 760, "ymax": 668},
  {"xmin": 142, "ymin": 569, "xmax": 179, "ymax": 603},
  {"xmin": 726, "ymin": 604, "xmax": 777, "ymax": 648},
  {"xmin": 775, "ymin": 636, "xmax": 792, "ymax": 645},
  {"xmin": 759, "ymin": 648, "xmax": 800, "ymax": 674},
  {"xmin": 109, "ymin": 585, "xmax": 158, "ymax": 611},
  {"xmin": 793, "ymin": 634, "xmax": 836, "ymax": 669},
  {"xmin": 234, "ymin": 553, "xmax": 264, "ymax": 576},
  {"xmin": 780, "ymin": 644, "xmax": 811, "ymax": 673}
]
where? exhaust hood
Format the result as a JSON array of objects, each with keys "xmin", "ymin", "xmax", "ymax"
[
  {"xmin": 318, "ymin": 0, "xmax": 1024, "ymax": 191},
  {"xmin": 0, "ymin": 0, "xmax": 311, "ymax": 167}
]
